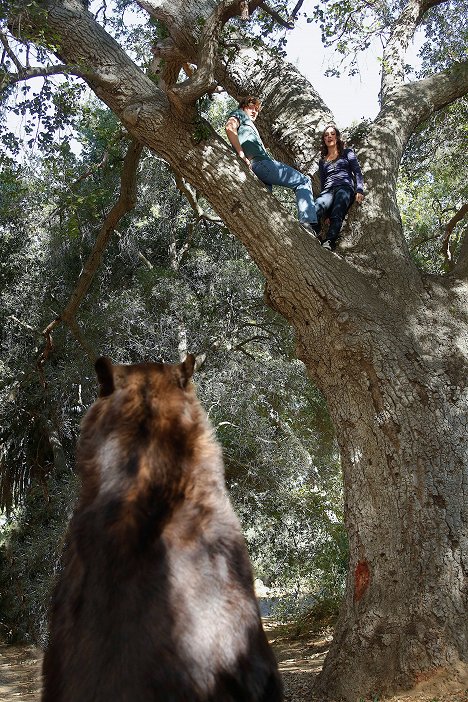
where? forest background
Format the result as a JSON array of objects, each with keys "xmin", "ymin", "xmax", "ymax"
[{"xmin": 0, "ymin": 0, "xmax": 467, "ymax": 699}]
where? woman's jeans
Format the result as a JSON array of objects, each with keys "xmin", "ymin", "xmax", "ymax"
[
  {"xmin": 252, "ymin": 158, "xmax": 317, "ymax": 224},
  {"xmin": 315, "ymin": 186, "xmax": 354, "ymax": 243}
]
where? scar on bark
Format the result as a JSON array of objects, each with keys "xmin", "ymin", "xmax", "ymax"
[{"xmin": 354, "ymin": 559, "xmax": 370, "ymax": 601}]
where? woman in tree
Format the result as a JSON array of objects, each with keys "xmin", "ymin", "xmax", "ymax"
[
  {"xmin": 225, "ymin": 96, "xmax": 318, "ymax": 233},
  {"xmin": 313, "ymin": 125, "xmax": 364, "ymax": 250}
]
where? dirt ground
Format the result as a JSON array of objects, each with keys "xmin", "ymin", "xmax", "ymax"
[
  {"xmin": 1, "ymin": 623, "xmax": 467, "ymax": 702},
  {"xmin": 267, "ymin": 622, "xmax": 468, "ymax": 702},
  {"xmin": 0, "ymin": 642, "xmax": 40, "ymax": 701}
]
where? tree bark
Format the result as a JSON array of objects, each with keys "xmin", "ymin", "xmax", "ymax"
[
  {"xmin": 292, "ymin": 278, "xmax": 468, "ymax": 697},
  {"xmin": 8, "ymin": 0, "xmax": 468, "ymax": 698},
  {"xmin": 380, "ymin": 0, "xmax": 447, "ymax": 100}
]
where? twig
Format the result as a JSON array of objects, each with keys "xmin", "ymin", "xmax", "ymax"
[
  {"xmin": 0, "ymin": 31, "xmax": 23, "ymax": 72},
  {"xmin": 8, "ymin": 315, "xmax": 37, "ymax": 333},
  {"xmin": 174, "ymin": 173, "xmax": 223, "ymax": 224},
  {"xmin": 289, "ymin": 0, "xmax": 306, "ymax": 22},
  {"xmin": 258, "ymin": 2, "xmax": 294, "ymax": 29}
]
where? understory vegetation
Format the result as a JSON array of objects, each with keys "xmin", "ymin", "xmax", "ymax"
[{"xmin": 0, "ymin": 104, "xmax": 347, "ymax": 644}]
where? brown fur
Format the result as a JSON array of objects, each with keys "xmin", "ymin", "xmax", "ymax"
[{"xmin": 42, "ymin": 356, "xmax": 283, "ymax": 702}]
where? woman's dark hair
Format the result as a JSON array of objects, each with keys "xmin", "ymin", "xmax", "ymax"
[
  {"xmin": 238, "ymin": 96, "xmax": 262, "ymax": 111},
  {"xmin": 320, "ymin": 124, "xmax": 345, "ymax": 158}
]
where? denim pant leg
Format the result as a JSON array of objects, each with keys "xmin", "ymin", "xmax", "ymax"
[
  {"xmin": 314, "ymin": 190, "xmax": 334, "ymax": 225},
  {"xmin": 252, "ymin": 159, "xmax": 317, "ymax": 223},
  {"xmin": 327, "ymin": 187, "xmax": 354, "ymax": 243}
]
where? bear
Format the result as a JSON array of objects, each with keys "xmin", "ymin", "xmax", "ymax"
[{"xmin": 41, "ymin": 354, "xmax": 283, "ymax": 702}]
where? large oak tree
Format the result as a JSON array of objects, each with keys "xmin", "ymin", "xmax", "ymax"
[{"xmin": 2, "ymin": 0, "xmax": 468, "ymax": 698}]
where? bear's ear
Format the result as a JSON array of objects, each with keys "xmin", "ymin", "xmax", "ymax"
[
  {"xmin": 178, "ymin": 353, "xmax": 196, "ymax": 388},
  {"xmin": 95, "ymin": 357, "xmax": 115, "ymax": 397}
]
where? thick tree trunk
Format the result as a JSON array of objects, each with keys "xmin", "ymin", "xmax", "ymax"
[
  {"xmin": 286, "ymin": 271, "xmax": 468, "ymax": 699},
  {"xmin": 320, "ymin": 380, "xmax": 468, "ymax": 697}
]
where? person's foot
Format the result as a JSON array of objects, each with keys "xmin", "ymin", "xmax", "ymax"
[{"xmin": 321, "ymin": 240, "xmax": 333, "ymax": 250}]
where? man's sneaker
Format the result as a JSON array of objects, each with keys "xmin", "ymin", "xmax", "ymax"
[{"xmin": 322, "ymin": 240, "xmax": 333, "ymax": 250}]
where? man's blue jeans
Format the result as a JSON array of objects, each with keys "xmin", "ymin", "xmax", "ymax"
[
  {"xmin": 252, "ymin": 158, "xmax": 317, "ymax": 224},
  {"xmin": 315, "ymin": 186, "xmax": 354, "ymax": 244}
]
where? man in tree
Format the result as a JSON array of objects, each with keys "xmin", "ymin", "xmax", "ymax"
[
  {"xmin": 225, "ymin": 95, "xmax": 318, "ymax": 234},
  {"xmin": 2, "ymin": 0, "xmax": 468, "ymax": 699}
]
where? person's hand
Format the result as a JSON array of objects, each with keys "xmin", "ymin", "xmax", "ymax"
[
  {"xmin": 239, "ymin": 152, "xmax": 252, "ymax": 169},
  {"xmin": 355, "ymin": 192, "xmax": 364, "ymax": 205}
]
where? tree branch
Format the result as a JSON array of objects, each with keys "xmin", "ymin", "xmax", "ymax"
[
  {"xmin": 143, "ymin": 1, "xmax": 264, "ymax": 107},
  {"xmin": 37, "ymin": 138, "xmax": 143, "ymax": 369},
  {"xmin": 8, "ymin": 0, "xmax": 169, "ymax": 119},
  {"xmin": 0, "ymin": 62, "xmax": 81, "ymax": 92},
  {"xmin": 258, "ymin": 2, "xmax": 294, "ymax": 29},
  {"xmin": 377, "ymin": 59, "xmax": 468, "ymax": 159},
  {"xmin": 61, "ymin": 138, "xmax": 143, "ymax": 321},
  {"xmin": 1, "ymin": 27, "xmax": 84, "ymax": 90},
  {"xmin": 150, "ymin": 38, "xmax": 187, "ymax": 90},
  {"xmin": 169, "ymin": 1, "xmax": 236, "ymax": 106},
  {"xmin": 0, "ymin": 30, "xmax": 23, "ymax": 72},
  {"xmin": 289, "ymin": 0, "xmax": 305, "ymax": 22},
  {"xmin": 380, "ymin": 0, "xmax": 447, "ymax": 101}
]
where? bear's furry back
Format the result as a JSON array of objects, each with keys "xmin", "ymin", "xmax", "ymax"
[{"xmin": 41, "ymin": 360, "xmax": 283, "ymax": 702}]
